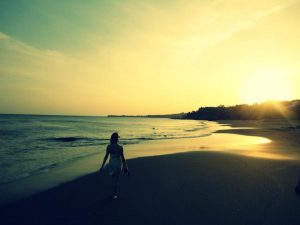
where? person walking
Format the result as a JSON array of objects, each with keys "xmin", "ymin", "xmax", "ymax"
[{"xmin": 99, "ymin": 132, "xmax": 130, "ymax": 199}]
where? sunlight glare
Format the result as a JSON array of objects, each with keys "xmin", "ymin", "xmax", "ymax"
[{"xmin": 242, "ymin": 67, "xmax": 293, "ymax": 104}]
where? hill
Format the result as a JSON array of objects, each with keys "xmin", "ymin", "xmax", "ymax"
[{"xmin": 183, "ymin": 100, "xmax": 300, "ymax": 120}]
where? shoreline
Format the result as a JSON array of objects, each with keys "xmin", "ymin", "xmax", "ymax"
[
  {"xmin": 216, "ymin": 120, "xmax": 300, "ymax": 160},
  {"xmin": 0, "ymin": 131, "xmax": 272, "ymax": 206}
]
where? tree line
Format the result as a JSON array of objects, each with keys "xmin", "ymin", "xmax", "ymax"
[{"xmin": 182, "ymin": 100, "xmax": 300, "ymax": 120}]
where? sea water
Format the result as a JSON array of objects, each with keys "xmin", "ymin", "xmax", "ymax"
[{"xmin": 0, "ymin": 115, "xmax": 218, "ymax": 185}]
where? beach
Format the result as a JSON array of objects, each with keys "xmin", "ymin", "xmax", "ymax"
[
  {"xmin": 1, "ymin": 120, "xmax": 300, "ymax": 225},
  {"xmin": 2, "ymin": 0, "xmax": 300, "ymax": 224}
]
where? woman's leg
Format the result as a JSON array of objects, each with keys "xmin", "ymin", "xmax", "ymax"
[{"xmin": 112, "ymin": 172, "xmax": 120, "ymax": 197}]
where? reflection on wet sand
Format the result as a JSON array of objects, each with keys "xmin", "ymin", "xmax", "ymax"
[{"xmin": 124, "ymin": 133, "xmax": 292, "ymax": 161}]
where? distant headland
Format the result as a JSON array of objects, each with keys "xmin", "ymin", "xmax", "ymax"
[
  {"xmin": 107, "ymin": 113, "xmax": 186, "ymax": 119},
  {"xmin": 108, "ymin": 100, "xmax": 300, "ymax": 121}
]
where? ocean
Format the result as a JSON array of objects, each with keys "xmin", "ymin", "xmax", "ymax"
[{"xmin": 0, "ymin": 115, "xmax": 217, "ymax": 185}]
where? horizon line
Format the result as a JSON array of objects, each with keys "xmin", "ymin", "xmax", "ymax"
[{"xmin": 1, "ymin": 99, "xmax": 299, "ymax": 118}]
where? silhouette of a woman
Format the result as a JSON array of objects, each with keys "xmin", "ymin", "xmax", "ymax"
[{"xmin": 99, "ymin": 132, "xmax": 129, "ymax": 199}]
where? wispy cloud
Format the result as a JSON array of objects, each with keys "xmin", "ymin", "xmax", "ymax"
[
  {"xmin": 0, "ymin": 32, "xmax": 67, "ymax": 61},
  {"xmin": 152, "ymin": 0, "xmax": 298, "ymax": 61},
  {"xmin": 99, "ymin": 0, "xmax": 298, "ymax": 66},
  {"xmin": 0, "ymin": 31, "xmax": 101, "ymax": 114},
  {"xmin": 0, "ymin": 32, "xmax": 10, "ymax": 40},
  {"xmin": 213, "ymin": 1, "xmax": 296, "ymax": 40},
  {"xmin": 0, "ymin": 31, "xmax": 79, "ymax": 95}
]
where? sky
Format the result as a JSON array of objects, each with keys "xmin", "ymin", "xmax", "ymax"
[{"xmin": 0, "ymin": 0, "xmax": 300, "ymax": 115}]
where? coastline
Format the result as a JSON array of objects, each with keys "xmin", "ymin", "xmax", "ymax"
[
  {"xmin": 1, "ymin": 119, "xmax": 300, "ymax": 224},
  {"xmin": 0, "ymin": 121, "xmax": 272, "ymax": 206}
]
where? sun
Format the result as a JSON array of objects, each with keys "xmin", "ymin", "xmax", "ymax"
[{"xmin": 242, "ymin": 67, "xmax": 293, "ymax": 104}]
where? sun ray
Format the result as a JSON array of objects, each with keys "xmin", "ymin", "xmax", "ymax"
[{"xmin": 242, "ymin": 67, "xmax": 294, "ymax": 104}]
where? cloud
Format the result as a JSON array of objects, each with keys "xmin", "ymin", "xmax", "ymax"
[
  {"xmin": 0, "ymin": 31, "xmax": 98, "ymax": 114},
  {"xmin": 0, "ymin": 31, "xmax": 80, "ymax": 96},
  {"xmin": 0, "ymin": 32, "xmax": 10, "ymax": 40},
  {"xmin": 106, "ymin": 0, "xmax": 298, "ymax": 65},
  {"xmin": 0, "ymin": 32, "xmax": 67, "ymax": 61},
  {"xmin": 171, "ymin": 0, "xmax": 296, "ymax": 55}
]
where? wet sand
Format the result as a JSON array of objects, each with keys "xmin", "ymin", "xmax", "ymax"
[{"xmin": 217, "ymin": 119, "xmax": 300, "ymax": 160}]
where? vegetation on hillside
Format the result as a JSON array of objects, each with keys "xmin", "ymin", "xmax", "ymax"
[{"xmin": 183, "ymin": 100, "xmax": 300, "ymax": 120}]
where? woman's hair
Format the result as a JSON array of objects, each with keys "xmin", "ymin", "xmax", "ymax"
[{"xmin": 110, "ymin": 132, "xmax": 119, "ymax": 144}]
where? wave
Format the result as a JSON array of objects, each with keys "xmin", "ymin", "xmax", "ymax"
[
  {"xmin": 47, "ymin": 134, "xmax": 210, "ymax": 144},
  {"xmin": 38, "ymin": 163, "xmax": 58, "ymax": 171},
  {"xmin": 47, "ymin": 137, "xmax": 109, "ymax": 143},
  {"xmin": 48, "ymin": 137, "xmax": 94, "ymax": 142},
  {"xmin": 46, "ymin": 133, "xmax": 212, "ymax": 146},
  {"xmin": 184, "ymin": 127, "xmax": 207, "ymax": 132},
  {"xmin": 0, "ymin": 163, "xmax": 59, "ymax": 185}
]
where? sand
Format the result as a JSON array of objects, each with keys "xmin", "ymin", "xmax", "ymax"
[
  {"xmin": 1, "ymin": 120, "xmax": 300, "ymax": 225},
  {"xmin": 217, "ymin": 119, "xmax": 300, "ymax": 160}
]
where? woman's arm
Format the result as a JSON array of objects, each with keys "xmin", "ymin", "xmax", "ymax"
[
  {"xmin": 99, "ymin": 147, "xmax": 109, "ymax": 171},
  {"xmin": 121, "ymin": 147, "xmax": 130, "ymax": 175}
]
